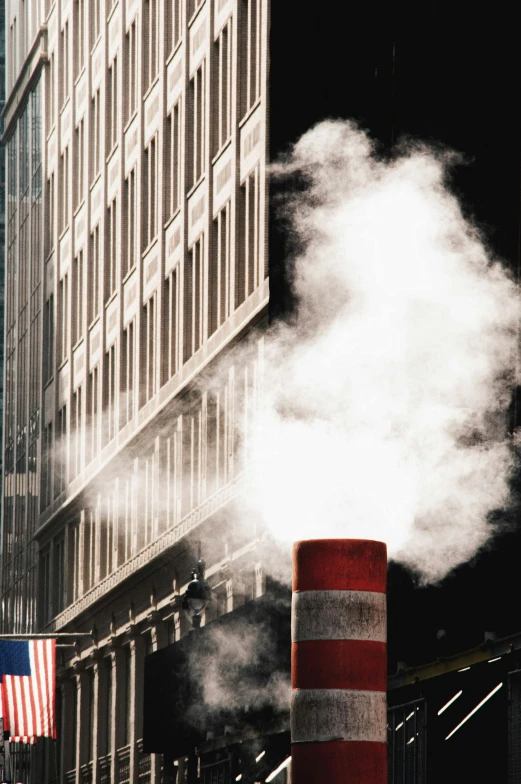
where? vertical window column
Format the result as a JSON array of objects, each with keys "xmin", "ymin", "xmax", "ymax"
[
  {"xmin": 189, "ymin": 62, "xmax": 206, "ymax": 189},
  {"xmin": 143, "ymin": 295, "xmax": 157, "ymax": 403},
  {"xmin": 74, "ymin": 0, "xmax": 85, "ymax": 78},
  {"xmin": 214, "ymin": 20, "xmax": 232, "ymax": 155},
  {"xmin": 74, "ymin": 118, "xmax": 85, "ymax": 209},
  {"xmin": 125, "ymin": 19, "xmax": 138, "ymax": 123},
  {"xmin": 89, "ymin": 225, "xmax": 101, "ymax": 322},
  {"xmin": 167, "ymin": 102, "xmax": 182, "ymax": 218},
  {"xmin": 210, "ymin": 201, "xmax": 231, "ymax": 334},
  {"xmin": 122, "ymin": 319, "xmax": 135, "ymax": 425},
  {"xmin": 124, "ymin": 168, "xmax": 137, "ymax": 276},
  {"xmin": 183, "ymin": 236, "xmax": 205, "ymax": 362},
  {"xmin": 144, "ymin": 136, "xmax": 158, "ymax": 248},
  {"xmin": 107, "ymin": 198, "xmax": 118, "ymax": 300}
]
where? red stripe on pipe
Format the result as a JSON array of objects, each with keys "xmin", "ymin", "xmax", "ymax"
[
  {"xmin": 292, "ymin": 740, "xmax": 388, "ymax": 784},
  {"xmin": 292, "ymin": 639, "xmax": 387, "ymax": 691},
  {"xmin": 293, "ymin": 539, "xmax": 387, "ymax": 593}
]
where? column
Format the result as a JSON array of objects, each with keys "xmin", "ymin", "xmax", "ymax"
[
  {"xmin": 109, "ymin": 645, "xmax": 124, "ymax": 784},
  {"xmin": 150, "ymin": 619, "xmax": 167, "ymax": 784},
  {"xmin": 129, "ymin": 632, "xmax": 144, "ymax": 783},
  {"xmin": 91, "ymin": 652, "xmax": 102, "ymax": 784}
]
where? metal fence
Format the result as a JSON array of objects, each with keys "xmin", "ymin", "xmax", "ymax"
[
  {"xmin": 509, "ymin": 669, "xmax": 521, "ymax": 783},
  {"xmin": 200, "ymin": 756, "xmax": 232, "ymax": 784},
  {"xmin": 388, "ymin": 698, "xmax": 427, "ymax": 784}
]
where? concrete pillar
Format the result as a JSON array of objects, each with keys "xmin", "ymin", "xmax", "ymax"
[
  {"xmin": 91, "ymin": 653, "xmax": 102, "ymax": 784},
  {"xmin": 150, "ymin": 620, "xmax": 167, "ymax": 784},
  {"xmin": 109, "ymin": 646, "xmax": 125, "ymax": 784},
  {"xmin": 129, "ymin": 633, "xmax": 145, "ymax": 783},
  {"xmin": 291, "ymin": 539, "xmax": 387, "ymax": 784}
]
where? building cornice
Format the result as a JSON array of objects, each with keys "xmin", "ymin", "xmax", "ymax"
[
  {"xmin": 1, "ymin": 26, "xmax": 48, "ymax": 141},
  {"xmin": 47, "ymin": 476, "xmax": 244, "ymax": 630}
]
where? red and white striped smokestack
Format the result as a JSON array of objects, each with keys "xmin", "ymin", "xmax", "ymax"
[{"xmin": 291, "ymin": 539, "xmax": 388, "ymax": 783}]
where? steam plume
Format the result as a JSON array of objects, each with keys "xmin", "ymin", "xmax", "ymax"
[{"xmin": 247, "ymin": 120, "xmax": 521, "ymax": 583}]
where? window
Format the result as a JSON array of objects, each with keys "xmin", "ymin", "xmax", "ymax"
[
  {"xmin": 47, "ymin": 51, "xmax": 55, "ymax": 131},
  {"xmin": 41, "ymin": 423, "xmax": 53, "ymax": 510},
  {"xmin": 144, "ymin": 295, "xmax": 157, "ymax": 403},
  {"xmin": 54, "ymin": 537, "xmax": 66, "ymax": 614},
  {"xmin": 60, "ymin": 146, "xmax": 69, "ymax": 233},
  {"xmin": 43, "ymin": 294, "xmax": 55, "ymax": 384},
  {"xmin": 74, "ymin": 118, "xmax": 85, "ymax": 208},
  {"xmin": 183, "ymin": 236, "xmax": 204, "ymax": 362},
  {"xmin": 58, "ymin": 271, "xmax": 69, "ymax": 363},
  {"xmin": 167, "ymin": 102, "xmax": 182, "ymax": 217},
  {"xmin": 91, "ymin": 0, "xmax": 100, "ymax": 48},
  {"xmin": 237, "ymin": 166, "xmax": 261, "ymax": 307},
  {"xmin": 72, "ymin": 250, "xmax": 84, "ymax": 345},
  {"xmin": 144, "ymin": 0, "xmax": 158, "ymax": 90},
  {"xmin": 91, "ymin": 89, "xmax": 101, "ymax": 180},
  {"xmin": 241, "ymin": 0, "xmax": 261, "ymax": 117},
  {"xmin": 145, "ymin": 136, "xmax": 158, "ymax": 247},
  {"xmin": 189, "ymin": 62, "xmax": 206, "ymax": 188},
  {"xmin": 82, "ymin": 507, "xmax": 96, "ymax": 593},
  {"xmin": 61, "ymin": 20, "xmax": 70, "ymax": 107},
  {"xmin": 71, "ymin": 385, "xmax": 83, "ymax": 478},
  {"xmin": 139, "ymin": 451, "xmax": 158, "ymax": 546},
  {"xmin": 107, "ymin": 198, "xmax": 118, "ymax": 299},
  {"xmin": 122, "ymin": 320, "xmax": 135, "ymax": 425},
  {"xmin": 124, "ymin": 168, "xmax": 137, "ymax": 276},
  {"xmin": 125, "ymin": 20, "xmax": 138, "ymax": 122},
  {"xmin": 46, "ymin": 173, "xmax": 55, "ymax": 255},
  {"xmin": 40, "ymin": 549, "xmax": 51, "ymax": 626},
  {"xmin": 57, "ymin": 404, "xmax": 68, "ymax": 494},
  {"xmin": 89, "ymin": 225, "xmax": 100, "ymax": 322},
  {"xmin": 169, "ymin": 0, "xmax": 183, "ymax": 53},
  {"xmin": 74, "ymin": 0, "xmax": 85, "ymax": 77},
  {"xmin": 165, "ymin": 423, "xmax": 181, "ymax": 528},
  {"xmin": 214, "ymin": 20, "xmax": 232, "ymax": 154},
  {"xmin": 89, "ymin": 366, "xmax": 101, "ymax": 460},
  {"xmin": 106, "ymin": 344, "xmax": 117, "ymax": 442},
  {"xmin": 187, "ymin": 0, "xmax": 204, "ymax": 19},
  {"xmin": 9, "ymin": 20, "xmax": 17, "ymax": 90},
  {"xmin": 164, "ymin": 266, "xmax": 180, "ymax": 380},
  {"xmin": 107, "ymin": 57, "xmax": 118, "ymax": 152},
  {"xmin": 210, "ymin": 201, "xmax": 231, "ymax": 334}
]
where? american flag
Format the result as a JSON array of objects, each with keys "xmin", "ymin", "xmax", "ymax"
[{"xmin": 0, "ymin": 639, "xmax": 56, "ymax": 743}]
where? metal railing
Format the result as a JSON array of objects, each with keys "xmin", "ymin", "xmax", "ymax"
[{"xmin": 388, "ymin": 698, "xmax": 427, "ymax": 784}]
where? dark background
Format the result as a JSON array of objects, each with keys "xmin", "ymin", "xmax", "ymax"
[{"xmin": 269, "ymin": 0, "xmax": 521, "ymax": 670}]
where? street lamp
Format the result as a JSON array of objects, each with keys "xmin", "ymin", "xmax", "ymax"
[{"xmin": 182, "ymin": 559, "xmax": 212, "ymax": 630}]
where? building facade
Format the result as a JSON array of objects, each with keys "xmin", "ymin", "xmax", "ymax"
[{"xmin": 2, "ymin": 0, "xmax": 272, "ymax": 780}]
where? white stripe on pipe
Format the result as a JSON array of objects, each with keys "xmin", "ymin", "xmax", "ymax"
[
  {"xmin": 292, "ymin": 590, "xmax": 387, "ymax": 643},
  {"xmin": 291, "ymin": 689, "xmax": 387, "ymax": 743}
]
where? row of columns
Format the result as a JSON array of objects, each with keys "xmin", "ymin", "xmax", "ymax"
[{"xmin": 57, "ymin": 616, "xmax": 172, "ymax": 784}]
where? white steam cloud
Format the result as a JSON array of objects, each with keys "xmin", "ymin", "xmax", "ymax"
[{"xmin": 247, "ymin": 120, "xmax": 521, "ymax": 583}]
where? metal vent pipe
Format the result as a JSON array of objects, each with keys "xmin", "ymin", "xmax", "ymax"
[{"xmin": 291, "ymin": 538, "xmax": 388, "ymax": 783}]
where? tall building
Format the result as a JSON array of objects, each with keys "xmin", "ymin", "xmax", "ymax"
[
  {"xmin": 2, "ymin": 0, "xmax": 270, "ymax": 780},
  {"xmin": 3, "ymin": 0, "xmax": 521, "ymax": 782}
]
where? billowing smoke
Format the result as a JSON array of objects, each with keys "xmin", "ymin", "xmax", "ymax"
[
  {"xmin": 186, "ymin": 617, "xmax": 291, "ymax": 730},
  {"xmin": 246, "ymin": 120, "xmax": 521, "ymax": 583}
]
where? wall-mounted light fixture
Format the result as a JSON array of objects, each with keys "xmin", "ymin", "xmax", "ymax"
[{"xmin": 182, "ymin": 559, "xmax": 212, "ymax": 630}]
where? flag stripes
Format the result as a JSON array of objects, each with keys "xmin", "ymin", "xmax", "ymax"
[{"xmin": 0, "ymin": 638, "xmax": 56, "ymax": 741}]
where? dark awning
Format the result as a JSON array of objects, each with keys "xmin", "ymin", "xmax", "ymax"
[{"xmin": 143, "ymin": 583, "xmax": 291, "ymax": 755}]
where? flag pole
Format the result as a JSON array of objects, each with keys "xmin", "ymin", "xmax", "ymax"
[{"xmin": 0, "ymin": 633, "xmax": 93, "ymax": 639}]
